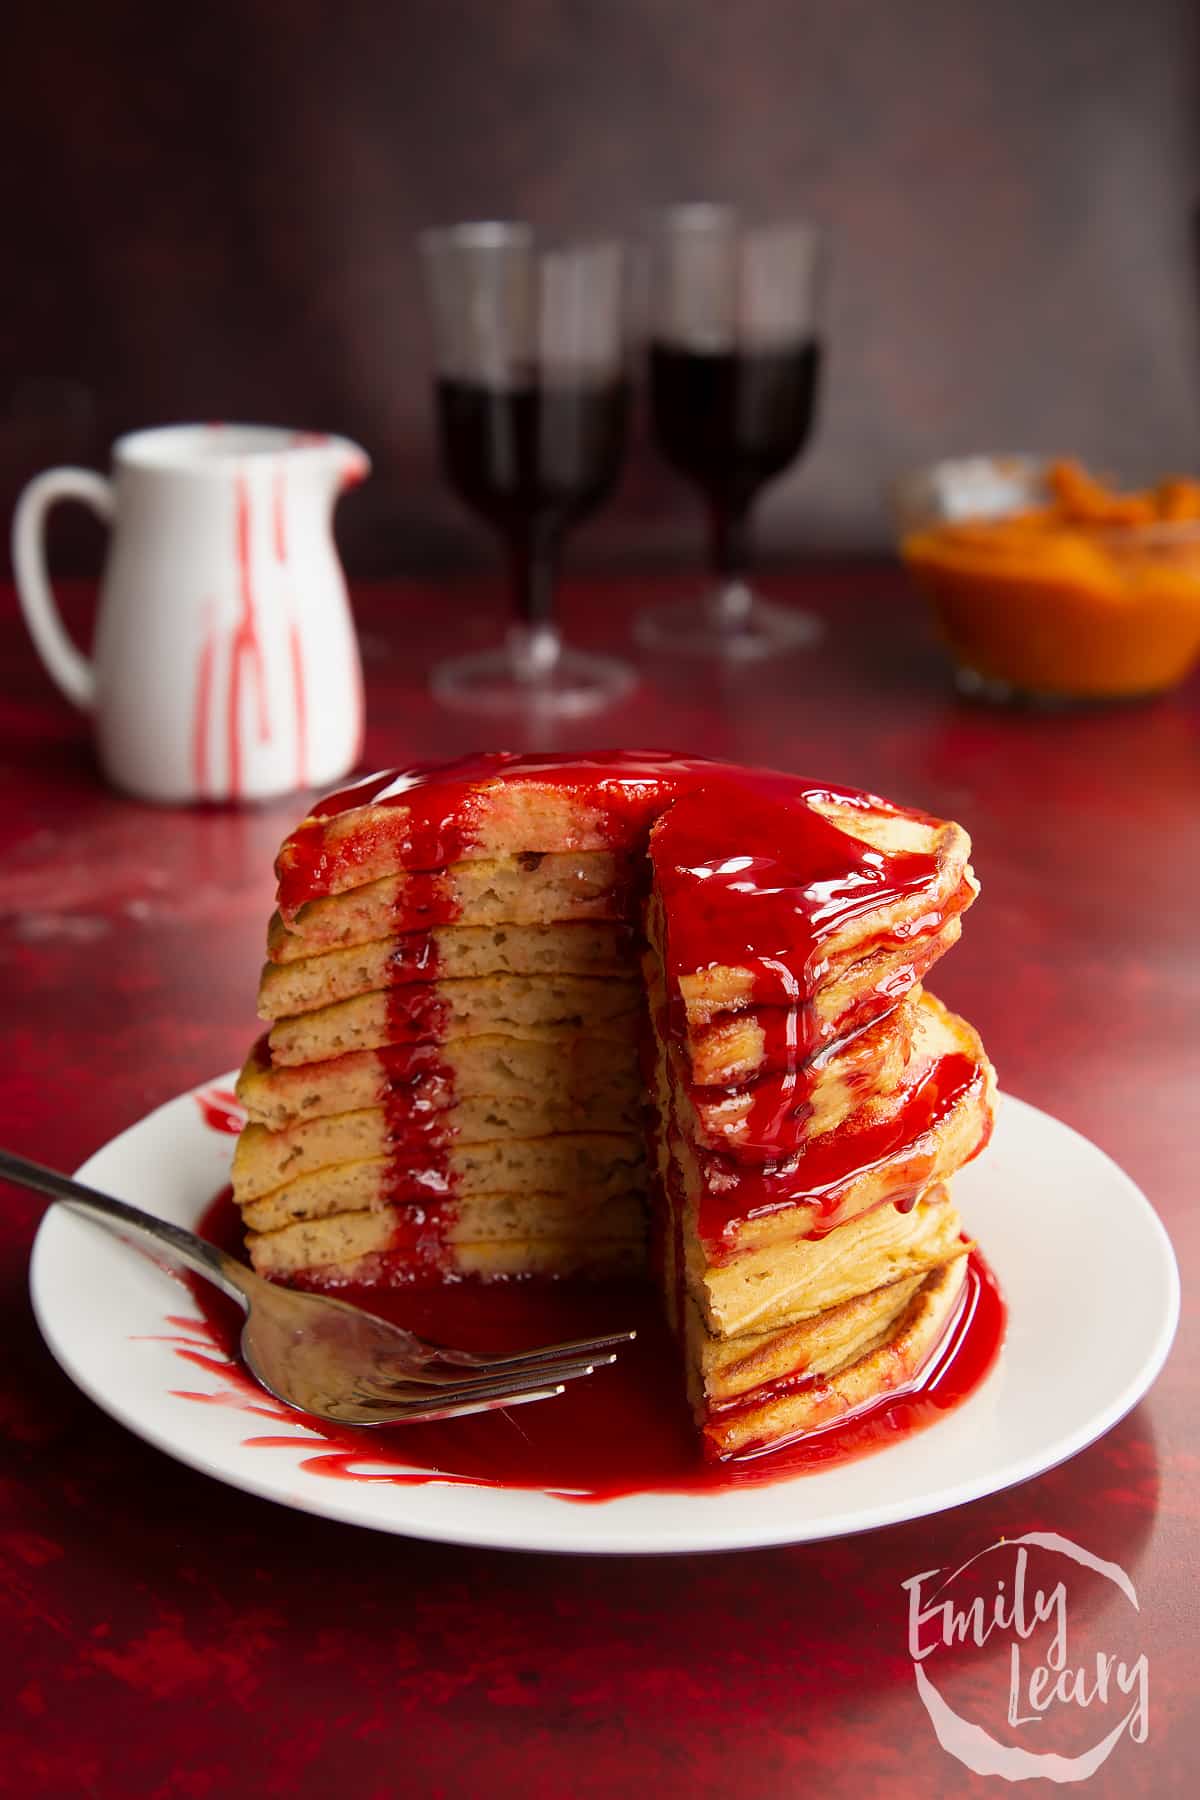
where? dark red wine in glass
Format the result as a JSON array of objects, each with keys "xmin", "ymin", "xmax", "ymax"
[
  {"xmin": 436, "ymin": 374, "xmax": 630, "ymax": 624},
  {"xmin": 649, "ymin": 338, "xmax": 822, "ymax": 577}
]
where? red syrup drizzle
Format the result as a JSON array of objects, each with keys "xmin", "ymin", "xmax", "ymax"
[
  {"xmin": 684, "ymin": 996, "xmax": 913, "ymax": 1164},
  {"xmin": 167, "ymin": 1187, "xmax": 1004, "ymax": 1498},
  {"xmin": 190, "ymin": 461, "xmax": 322, "ymax": 800},
  {"xmin": 272, "ymin": 465, "xmax": 308, "ymax": 790},
  {"xmin": 649, "ymin": 778, "xmax": 941, "ymax": 990},
  {"xmin": 694, "ymin": 1052, "xmax": 988, "ymax": 1256},
  {"xmin": 191, "ymin": 602, "xmax": 217, "ymax": 798},
  {"xmin": 380, "ymin": 927, "xmax": 452, "ymax": 1261},
  {"xmin": 227, "ymin": 473, "xmax": 272, "ymax": 798},
  {"xmin": 679, "ymin": 881, "xmax": 973, "ymax": 1076}
]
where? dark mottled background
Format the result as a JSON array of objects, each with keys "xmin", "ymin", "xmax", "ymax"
[{"xmin": 2, "ymin": 0, "xmax": 1198, "ymax": 575}]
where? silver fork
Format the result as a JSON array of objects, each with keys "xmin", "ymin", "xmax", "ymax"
[{"xmin": 4, "ymin": 1149, "xmax": 635, "ymax": 1426}]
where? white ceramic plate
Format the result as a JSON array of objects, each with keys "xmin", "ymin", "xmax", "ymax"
[{"xmin": 30, "ymin": 1077, "xmax": 1179, "ymax": 1555}]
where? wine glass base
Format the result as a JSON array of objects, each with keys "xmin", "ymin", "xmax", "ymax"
[
  {"xmin": 431, "ymin": 643, "xmax": 637, "ymax": 718},
  {"xmin": 634, "ymin": 590, "xmax": 823, "ymax": 661}
]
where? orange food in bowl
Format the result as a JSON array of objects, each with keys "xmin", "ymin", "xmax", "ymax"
[{"xmin": 901, "ymin": 461, "xmax": 1200, "ymax": 699}]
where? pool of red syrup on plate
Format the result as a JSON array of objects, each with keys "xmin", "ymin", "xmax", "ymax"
[{"xmin": 169, "ymin": 1187, "xmax": 1005, "ymax": 1500}]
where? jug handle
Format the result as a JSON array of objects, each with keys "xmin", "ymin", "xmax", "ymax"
[{"xmin": 11, "ymin": 467, "xmax": 115, "ymax": 711}]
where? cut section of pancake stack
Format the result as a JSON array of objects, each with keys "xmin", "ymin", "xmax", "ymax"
[
  {"xmin": 233, "ymin": 752, "xmax": 996, "ymax": 1461},
  {"xmin": 234, "ymin": 849, "xmax": 650, "ymax": 1283}
]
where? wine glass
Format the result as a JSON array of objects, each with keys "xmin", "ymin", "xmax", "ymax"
[
  {"xmin": 419, "ymin": 222, "xmax": 636, "ymax": 715},
  {"xmin": 635, "ymin": 206, "xmax": 826, "ymax": 660}
]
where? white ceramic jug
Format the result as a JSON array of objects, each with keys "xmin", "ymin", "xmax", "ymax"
[{"xmin": 12, "ymin": 423, "xmax": 370, "ymax": 803}]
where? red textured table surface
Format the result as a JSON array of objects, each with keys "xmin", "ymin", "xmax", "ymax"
[{"xmin": 1, "ymin": 569, "xmax": 1196, "ymax": 1799}]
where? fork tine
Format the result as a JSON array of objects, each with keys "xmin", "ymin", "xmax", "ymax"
[
  {"xmin": 338, "ymin": 1378, "xmax": 568, "ymax": 1426},
  {"xmin": 363, "ymin": 1354, "xmax": 611, "ymax": 1409},
  {"xmin": 432, "ymin": 1327, "xmax": 637, "ymax": 1373},
  {"xmin": 372, "ymin": 1350, "xmax": 615, "ymax": 1394},
  {"xmin": 383, "ymin": 1382, "xmax": 566, "ymax": 1424}
]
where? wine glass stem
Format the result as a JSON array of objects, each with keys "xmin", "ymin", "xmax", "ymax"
[
  {"xmin": 511, "ymin": 528, "xmax": 560, "ymax": 628},
  {"xmin": 707, "ymin": 502, "xmax": 753, "ymax": 626},
  {"xmin": 508, "ymin": 530, "xmax": 563, "ymax": 679}
]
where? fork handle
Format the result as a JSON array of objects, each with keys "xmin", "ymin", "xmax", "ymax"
[{"xmin": 0, "ymin": 1147, "xmax": 253, "ymax": 1310}]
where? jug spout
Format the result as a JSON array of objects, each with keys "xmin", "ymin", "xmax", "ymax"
[{"xmin": 301, "ymin": 432, "xmax": 371, "ymax": 497}]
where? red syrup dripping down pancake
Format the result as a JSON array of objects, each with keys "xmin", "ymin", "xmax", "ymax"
[
  {"xmin": 694, "ymin": 1050, "xmax": 988, "ymax": 1256},
  {"xmin": 271, "ymin": 465, "xmax": 308, "ymax": 790},
  {"xmin": 649, "ymin": 779, "xmax": 941, "ymax": 992},
  {"xmin": 167, "ymin": 1187, "xmax": 1005, "ymax": 1501},
  {"xmin": 226, "ymin": 472, "xmax": 272, "ymax": 800},
  {"xmin": 376, "ymin": 934, "xmax": 454, "ymax": 1270},
  {"xmin": 272, "ymin": 752, "xmax": 943, "ymax": 940},
  {"xmin": 275, "ymin": 751, "xmax": 700, "ymax": 912}
]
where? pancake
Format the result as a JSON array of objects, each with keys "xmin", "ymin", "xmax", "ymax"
[
  {"xmin": 272, "ymin": 756, "xmax": 704, "ymax": 911},
  {"xmin": 246, "ymin": 1193, "xmax": 646, "ymax": 1284},
  {"xmin": 236, "ymin": 1031, "xmax": 641, "ymax": 1132},
  {"xmin": 259, "ymin": 921, "xmax": 635, "ymax": 1019},
  {"xmin": 233, "ymin": 1126, "xmax": 645, "ymax": 1218},
  {"xmin": 267, "ymin": 973, "xmax": 642, "ymax": 1066},
  {"xmin": 269, "ymin": 850, "xmax": 636, "ymax": 961},
  {"xmin": 679, "ymin": 914, "xmax": 964, "ymax": 1083},
  {"xmin": 693, "ymin": 1254, "xmax": 971, "ymax": 1459},
  {"xmin": 665, "ymin": 981, "xmax": 920, "ymax": 1160},
  {"xmin": 684, "ymin": 1177, "xmax": 969, "ymax": 1337},
  {"xmin": 675, "ymin": 995, "xmax": 995, "ymax": 1260},
  {"xmin": 686, "ymin": 1266, "xmax": 931, "ymax": 1406}
]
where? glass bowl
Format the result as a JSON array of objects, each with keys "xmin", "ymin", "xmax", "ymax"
[{"xmin": 895, "ymin": 455, "xmax": 1200, "ymax": 703}]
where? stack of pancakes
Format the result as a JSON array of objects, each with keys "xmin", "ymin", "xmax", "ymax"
[
  {"xmin": 640, "ymin": 782, "xmax": 994, "ymax": 1456},
  {"xmin": 232, "ymin": 753, "xmax": 995, "ymax": 1460}
]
